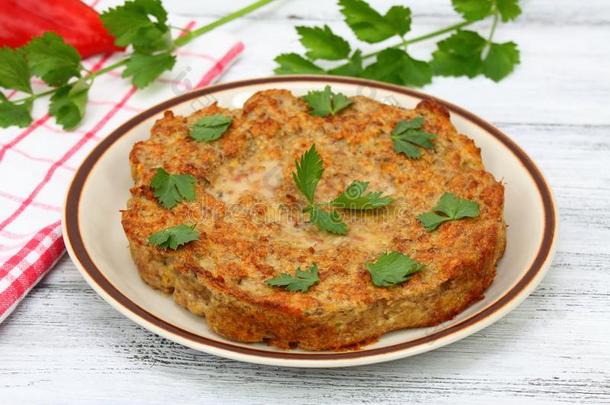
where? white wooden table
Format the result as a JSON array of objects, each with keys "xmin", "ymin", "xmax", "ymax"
[{"xmin": 2, "ymin": 1, "xmax": 609, "ymax": 403}]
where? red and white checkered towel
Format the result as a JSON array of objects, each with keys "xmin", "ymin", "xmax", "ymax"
[{"xmin": 0, "ymin": 0, "xmax": 245, "ymax": 322}]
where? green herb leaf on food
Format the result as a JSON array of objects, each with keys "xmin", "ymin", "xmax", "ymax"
[
  {"xmin": 417, "ymin": 192, "xmax": 480, "ymax": 231},
  {"xmin": 148, "ymin": 224, "xmax": 200, "ymax": 250},
  {"xmin": 190, "ymin": 114, "xmax": 233, "ymax": 142},
  {"xmin": 291, "ymin": 145, "xmax": 394, "ymax": 235},
  {"xmin": 292, "ymin": 144, "xmax": 324, "ymax": 204},
  {"xmin": 291, "ymin": 145, "xmax": 348, "ymax": 235},
  {"xmin": 366, "ymin": 251, "xmax": 424, "ymax": 287},
  {"xmin": 391, "ymin": 116, "xmax": 436, "ymax": 159},
  {"xmin": 150, "ymin": 168, "xmax": 196, "ymax": 209},
  {"xmin": 331, "ymin": 180, "xmax": 394, "ymax": 210},
  {"xmin": 266, "ymin": 264, "xmax": 320, "ymax": 292},
  {"xmin": 302, "ymin": 85, "xmax": 353, "ymax": 117},
  {"xmin": 307, "ymin": 204, "xmax": 348, "ymax": 235},
  {"xmin": 24, "ymin": 33, "xmax": 82, "ymax": 87}
]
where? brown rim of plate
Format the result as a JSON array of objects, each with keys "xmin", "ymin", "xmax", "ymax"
[{"xmin": 64, "ymin": 75, "xmax": 556, "ymax": 361}]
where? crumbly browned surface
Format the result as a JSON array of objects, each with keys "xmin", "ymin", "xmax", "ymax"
[{"xmin": 121, "ymin": 89, "xmax": 506, "ymax": 351}]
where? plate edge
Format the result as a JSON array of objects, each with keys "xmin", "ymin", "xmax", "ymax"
[{"xmin": 62, "ymin": 75, "xmax": 559, "ymax": 367}]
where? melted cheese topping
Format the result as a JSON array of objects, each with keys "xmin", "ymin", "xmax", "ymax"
[
  {"xmin": 209, "ymin": 158, "xmax": 392, "ymax": 253},
  {"xmin": 210, "ymin": 160, "xmax": 283, "ymax": 205}
]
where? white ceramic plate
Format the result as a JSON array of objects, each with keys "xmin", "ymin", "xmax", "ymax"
[{"xmin": 63, "ymin": 76, "xmax": 558, "ymax": 368}]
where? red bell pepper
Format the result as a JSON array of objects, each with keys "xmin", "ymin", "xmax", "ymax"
[{"xmin": 0, "ymin": 0, "xmax": 121, "ymax": 58}]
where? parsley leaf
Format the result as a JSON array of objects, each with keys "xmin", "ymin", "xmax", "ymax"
[
  {"xmin": 328, "ymin": 50, "xmax": 364, "ymax": 77},
  {"xmin": 190, "ymin": 114, "xmax": 233, "ymax": 142},
  {"xmin": 291, "ymin": 146, "xmax": 392, "ymax": 234},
  {"xmin": 291, "ymin": 145, "xmax": 348, "ymax": 235},
  {"xmin": 391, "ymin": 116, "xmax": 437, "ymax": 159},
  {"xmin": 150, "ymin": 168, "xmax": 196, "ymax": 209},
  {"xmin": 417, "ymin": 192, "xmax": 480, "ymax": 231},
  {"xmin": 339, "ymin": 0, "xmax": 411, "ymax": 43},
  {"xmin": 122, "ymin": 52, "xmax": 176, "ymax": 89},
  {"xmin": 331, "ymin": 180, "xmax": 394, "ymax": 210},
  {"xmin": 307, "ymin": 204, "xmax": 348, "ymax": 235},
  {"xmin": 0, "ymin": 94, "xmax": 32, "ymax": 128},
  {"xmin": 302, "ymin": 85, "xmax": 353, "ymax": 117},
  {"xmin": 362, "ymin": 48, "xmax": 432, "ymax": 87},
  {"xmin": 451, "ymin": 0, "xmax": 493, "ymax": 21},
  {"xmin": 275, "ymin": 1, "xmax": 521, "ymax": 88},
  {"xmin": 148, "ymin": 224, "xmax": 200, "ymax": 250},
  {"xmin": 266, "ymin": 264, "xmax": 320, "ymax": 292},
  {"xmin": 49, "ymin": 80, "xmax": 90, "ymax": 129},
  {"xmin": 431, "ymin": 30, "xmax": 487, "ymax": 78},
  {"xmin": 384, "ymin": 5, "xmax": 412, "ymax": 37},
  {"xmin": 296, "ymin": 25, "xmax": 351, "ymax": 61},
  {"xmin": 24, "ymin": 33, "xmax": 81, "ymax": 87},
  {"xmin": 431, "ymin": 32, "xmax": 520, "ymax": 81},
  {"xmin": 0, "ymin": 47, "xmax": 32, "ymax": 94},
  {"xmin": 273, "ymin": 53, "xmax": 325, "ymax": 75},
  {"xmin": 497, "ymin": 0, "xmax": 522, "ymax": 22},
  {"xmin": 482, "ymin": 41, "xmax": 520, "ymax": 82},
  {"xmin": 292, "ymin": 144, "xmax": 324, "ymax": 204},
  {"xmin": 101, "ymin": 0, "xmax": 171, "ymax": 53},
  {"xmin": 366, "ymin": 251, "xmax": 424, "ymax": 287}
]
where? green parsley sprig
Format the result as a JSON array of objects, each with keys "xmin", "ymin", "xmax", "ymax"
[
  {"xmin": 417, "ymin": 192, "xmax": 480, "ymax": 231},
  {"xmin": 0, "ymin": 0, "xmax": 275, "ymax": 130},
  {"xmin": 148, "ymin": 223, "xmax": 200, "ymax": 250},
  {"xmin": 366, "ymin": 251, "xmax": 424, "ymax": 287},
  {"xmin": 292, "ymin": 144, "xmax": 393, "ymax": 235},
  {"xmin": 190, "ymin": 114, "xmax": 233, "ymax": 142},
  {"xmin": 292, "ymin": 144, "xmax": 347, "ymax": 235},
  {"xmin": 302, "ymin": 85, "xmax": 352, "ymax": 117},
  {"xmin": 150, "ymin": 168, "xmax": 196, "ymax": 209},
  {"xmin": 265, "ymin": 264, "xmax": 320, "ymax": 292},
  {"xmin": 391, "ymin": 116, "xmax": 437, "ymax": 159},
  {"xmin": 306, "ymin": 204, "xmax": 348, "ymax": 235},
  {"xmin": 330, "ymin": 180, "xmax": 394, "ymax": 210},
  {"xmin": 274, "ymin": 0, "xmax": 522, "ymax": 87}
]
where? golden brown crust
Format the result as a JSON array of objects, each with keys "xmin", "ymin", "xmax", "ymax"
[{"xmin": 121, "ymin": 90, "xmax": 506, "ymax": 351}]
